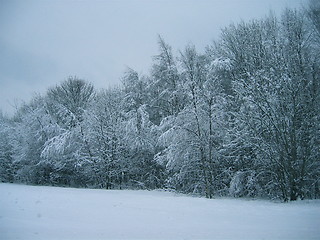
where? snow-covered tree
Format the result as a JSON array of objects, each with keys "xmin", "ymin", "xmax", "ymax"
[
  {"xmin": 82, "ymin": 88, "xmax": 126, "ymax": 189},
  {"xmin": 121, "ymin": 69, "xmax": 164, "ymax": 189},
  {"xmin": 214, "ymin": 10, "xmax": 320, "ymax": 200},
  {"xmin": 0, "ymin": 112, "xmax": 15, "ymax": 182},
  {"xmin": 11, "ymin": 96, "xmax": 55, "ymax": 184},
  {"xmin": 2, "ymin": 4, "xmax": 318, "ymax": 201},
  {"xmin": 157, "ymin": 45, "xmax": 227, "ymax": 198},
  {"xmin": 148, "ymin": 36, "xmax": 187, "ymax": 124},
  {"xmin": 40, "ymin": 77, "xmax": 95, "ymax": 186}
]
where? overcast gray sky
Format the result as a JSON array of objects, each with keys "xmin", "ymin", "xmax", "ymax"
[{"xmin": 0, "ymin": 0, "xmax": 306, "ymax": 116}]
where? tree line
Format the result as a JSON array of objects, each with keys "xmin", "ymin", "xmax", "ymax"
[{"xmin": 1, "ymin": 5, "xmax": 319, "ymax": 201}]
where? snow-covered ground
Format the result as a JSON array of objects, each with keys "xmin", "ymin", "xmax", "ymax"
[{"xmin": 0, "ymin": 183, "xmax": 319, "ymax": 240}]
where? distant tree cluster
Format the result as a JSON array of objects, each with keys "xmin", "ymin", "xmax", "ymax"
[{"xmin": 1, "ymin": 6, "xmax": 319, "ymax": 201}]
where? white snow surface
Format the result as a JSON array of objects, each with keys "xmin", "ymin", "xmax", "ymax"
[{"xmin": 1, "ymin": 183, "xmax": 319, "ymax": 240}]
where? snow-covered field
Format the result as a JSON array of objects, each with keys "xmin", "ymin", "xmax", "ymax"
[{"xmin": 0, "ymin": 183, "xmax": 319, "ymax": 240}]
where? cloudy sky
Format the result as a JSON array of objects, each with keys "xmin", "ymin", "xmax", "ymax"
[{"xmin": 0, "ymin": 0, "xmax": 306, "ymax": 116}]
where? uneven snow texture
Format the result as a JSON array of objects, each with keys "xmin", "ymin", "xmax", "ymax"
[{"xmin": 0, "ymin": 183, "xmax": 319, "ymax": 240}]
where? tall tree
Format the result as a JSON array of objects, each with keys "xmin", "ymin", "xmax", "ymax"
[
  {"xmin": 41, "ymin": 77, "xmax": 95, "ymax": 186},
  {"xmin": 148, "ymin": 36, "xmax": 186, "ymax": 124},
  {"xmin": 214, "ymin": 10, "xmax": 320, "ymax": 200},
  {"xmin": 158, "ymin": 45, "xmax": 226, "ymax": 198},
  {"xmin": 82, "ymin": 88, "xmax": 126, "ymax": 189},
  {"xmin": 121, "ymin": 69, "xmax": 164, "ymax": 189}
]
